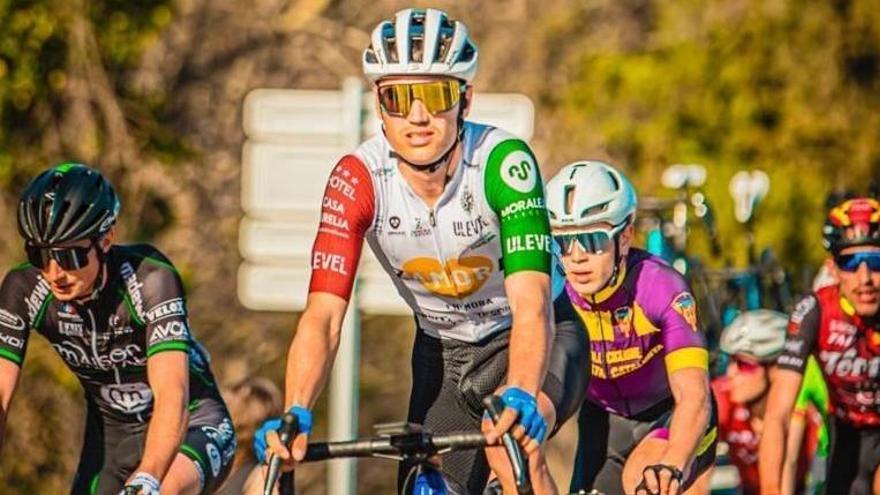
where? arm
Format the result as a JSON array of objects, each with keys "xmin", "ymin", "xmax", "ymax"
[
  {"xmin": 287, "ymin": 156, "xmax": 373, "ymax": 409},
  {"xmin": 133, "ymin": 351, "xmax": 189, "ymax": 479},
  {"xmin": 760, "ymin": 294, "xmax": 820, "ymax": 495},
  {"xmin": 781, "ymin": 407, "xmax": 807, "ymax": 495},
  {"xmin": 504, "ymin": 271, "xmax": 552, "ymax": 394},
  {"xmin": 0, "ymin": 359, "xmax": 21, "ymax": 453},
  {"xmin": 483, "ymin": 137, "xmax": 554, "ymax": 445},
  {"xmin": 660, "ymin": 367, "xmax": 711, "ymax": 471},
  {"xmin": 265, "ymin": 156, "xmax": 373, "ymax": 464},
  {"xmin": 759, "ymin": 368, "xmax": 804, "ymax": 495},
  {"xmin": 284, "ymin": 292, "xmax": 348, "ymax": 409},
  {"xmin": 0, "ymin": 271, "xmax": 32, "ymax": 454}
]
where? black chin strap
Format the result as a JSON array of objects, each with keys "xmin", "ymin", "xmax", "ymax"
[
  {"xmin": 81, "ymin": 244, "xmax": 110, "ymax": 302},
  {"xmin": 593, "ymin": 235, "xmax": 624, "ymax": 294}
]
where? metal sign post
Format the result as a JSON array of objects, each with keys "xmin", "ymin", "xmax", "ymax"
[{"xmin": 239, "ymin": 79, "xmax": 535, "ymax": 495}]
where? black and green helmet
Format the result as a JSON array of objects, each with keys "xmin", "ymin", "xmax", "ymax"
[{"xmin": 17, "ymin": 163, "xmax": 120, "ymax": 246}]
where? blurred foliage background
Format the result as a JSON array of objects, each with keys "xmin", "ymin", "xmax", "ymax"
[{"xmin": 0, "ymin": 0, "xmax": 878, "ymax": 492}]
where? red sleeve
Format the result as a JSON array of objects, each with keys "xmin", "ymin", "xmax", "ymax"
[
  {"xmin": 308, "ymin": 155, "xmax": 375, "ymax": 300},
  {"xmin": 711, "ymin": 377, "xmax": 732, "ymax": 430}
]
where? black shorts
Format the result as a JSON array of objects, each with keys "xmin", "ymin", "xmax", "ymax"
[
  {"xmin": 570, "ymin": 394, "xmax": 718, "ymax": 494},
  {"xmin": 827, "ymin": 418, "xmax": 880, "ymax": 495},
  {"xmin": 403, "ymin": 323, "xmax": 589, "ymax": 493},
  {"xmin": 70, "ymin": 397, "xmax": 236, "ymax": 495}
]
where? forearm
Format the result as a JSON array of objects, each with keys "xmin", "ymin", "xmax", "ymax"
[
  {"xmin": 780, "ymin": 417, "xmax": 805, "ymax": 495},
  {"xmin": 759, "ymin": 413, "xmax": 789, "ymax": 493},
  {"xmin": 136, "ymin": 395, "xmax": 189, "ymax": 479},
  {"xmin": 507, "ymin": 309, "xmax": 551, "ymax": 394},
  {"xmin": 662, "ymin": 386, "xmax": 710, "ymax": 468},
  {"xmin": 285, "ymin": 310, "xmax": 342, "ymax": 408}
]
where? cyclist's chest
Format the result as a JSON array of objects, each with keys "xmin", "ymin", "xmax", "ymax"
[
  {"xmin": 370, "ymin": 172, "xmax": 503, "ymax": 293},
  {"xmin": 39, "ymin": 296, "xmax": 147, "ymax": 371},
  {"xmin": 816, "ymin": 313, "xmax": 880, "ymax": 384},
  {"xmin": 576, "ymin": 298, "xmax": 664, "ymax": 378}
]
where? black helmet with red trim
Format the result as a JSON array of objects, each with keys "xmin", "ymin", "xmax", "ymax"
[{"xmin": 822, "ymin": 197, "xmax": 880, "ymax": 253}]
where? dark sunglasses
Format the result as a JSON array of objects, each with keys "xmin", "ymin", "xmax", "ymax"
[
  {"xmin": 835, "ymin": 251, "xmax": 880, "ymax": 272},
  {"xmin": 25, "ymin": 239, "xmax": 98, "ymax": 271},
  {"xmin": 552, "ymin": 229, "xmax": 615, "ymax": 255}
]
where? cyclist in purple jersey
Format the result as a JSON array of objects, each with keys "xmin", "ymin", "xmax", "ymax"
[{"xmin": 546, "ymin": 161, "xmax": 716, "ymax": 495}]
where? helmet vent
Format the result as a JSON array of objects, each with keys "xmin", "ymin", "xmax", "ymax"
[
  {"xmin": 410, "ymin": 36, "xmax": 424, "ymax": 63},
  {"xmin": 563, "ymin": 185, "xmax": 576, "ymax": 215},
  {"xmin": 458, "ymin": 41, "xmax": 476, "ymax": 63},
  {"xmin": 607, "ymin": 171, "xmax": 620, "ymax": 190},
  {"xmin": 581, "ymin": 202, "xmax": 609, "ymax": 219},
  {"xmin": 386, "ymin": 38, "xmax": 399, "ymax": 63}
]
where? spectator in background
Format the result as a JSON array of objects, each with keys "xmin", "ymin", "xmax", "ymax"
[{"xmin": 218, "ymin": 377, "xmax": 283, "ymax": 495}]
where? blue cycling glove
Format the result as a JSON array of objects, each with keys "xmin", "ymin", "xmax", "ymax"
[
  {"xmin": 500, "ymin": 386, "xmax": 547, "ymax": 444},
  {"xmin": 253, "ymin": 405, "xmax": 313, "ymax": 463}
]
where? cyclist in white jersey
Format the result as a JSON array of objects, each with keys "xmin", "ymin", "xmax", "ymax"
[{"xmin": 255, "ymin": 8, "xmax": 589, "ymax": 494}]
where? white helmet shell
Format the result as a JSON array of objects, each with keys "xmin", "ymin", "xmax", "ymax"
[
  {"xmin": 363, "ymin": 8, "xmax": 478, "ymax": 83},
  {"xmin": 545, "ymin": 161, "xmax": 638, "ymax": 232},
  {"xmin": 720, "ymin": 309, "xmax": 789, "ymax": 363}
]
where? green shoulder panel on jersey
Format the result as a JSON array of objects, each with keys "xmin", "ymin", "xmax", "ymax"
[
  {"xmin": 11, "ymin": 261, "xmax": 32, "ymax": 272},
  {"xmin": 484, "ymin": 138, "xmax": 552, "ymax": 276}
]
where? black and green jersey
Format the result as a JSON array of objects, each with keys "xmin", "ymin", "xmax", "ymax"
[{"xmin": 0, "ymin": 244, "xmax": 223, "ymax": 423}]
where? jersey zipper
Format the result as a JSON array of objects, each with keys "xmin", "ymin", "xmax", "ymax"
[
  {"xmin": 592, "ymin": 294, "xmax": 632, "ymax": 417},
  {"xmin": 86, "ymin": 307, "xmax": 106, "ymax": 371}
]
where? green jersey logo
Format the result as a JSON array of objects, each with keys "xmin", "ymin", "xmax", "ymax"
[{"xmin": 500, "ymin": 151, "xmax": 537, "ymax": 193}]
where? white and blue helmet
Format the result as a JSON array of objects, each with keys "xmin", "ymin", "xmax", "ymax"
[
  {"xmin": 362, "ymin": 8, "xmax": 479, "ymax": 84},
  {"xmin": 545, "ymin": 160, "xmax": 638, "ymax": 233}
]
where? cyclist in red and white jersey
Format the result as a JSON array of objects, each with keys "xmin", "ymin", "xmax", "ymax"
[
  {"xmin": 762, "ymin": 197, "xmax": 880, "ymax": 494},
  {"xmin": 713, "ymin": 310, "xmax": 827, "ymax": 495},
  {"xmin": 256, "ymin": 8, "xmax": 589, "ymax": 494}
]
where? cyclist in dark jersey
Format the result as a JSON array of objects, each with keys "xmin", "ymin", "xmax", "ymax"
[
  {"xmin": 0, "ymin": 164, "xmax": 235, "ymax": 495},
  {"xmin": 762, "ymin": 197, "xmax": 880, "ymax": 495},
  {"xmin": 546, "ymin": 161, "xmax": 716, "ymax": 495}
]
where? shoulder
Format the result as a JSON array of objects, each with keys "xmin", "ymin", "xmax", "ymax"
[
  {"xmin": 476, "ymin": 124, "xmax": 535, "ymax": 166},
  {"xmin": 114, "ymin": 244, "xmax": 179, "ymax": 275},
  {"xmin": 352, "ymin": 134, "xmax": 391, "ymax": 173},
  {"xmin": 629, "ymin": 250, "xmax": 691, "ymax": 309},
  {"xmin": 790, "ymin": 292, "xmax": 821, "ymax": 325},
  {"xmin": 1, "ymin": 263, "xmax": 39, "ymax": 291}
]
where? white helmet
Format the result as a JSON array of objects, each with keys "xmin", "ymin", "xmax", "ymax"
[
  {"xmin": 362, "ymin": 8, "xmax": 478, "ymax": 84},
  {"xmin": 720, "ymin": 309, "xmax": 789, "ymax": 363},
  {"xmin": 545, "ymin": 161, "xmax": 638, "ymax": 233}
]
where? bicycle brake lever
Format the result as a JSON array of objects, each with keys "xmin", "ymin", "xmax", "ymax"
[
  {"xmin": 483, "ymin": 395, "xmax": 533, "ymax": 495},
  {"xmin": 264, "ymin": 412, "xmax": 298, "ymax": 495}
]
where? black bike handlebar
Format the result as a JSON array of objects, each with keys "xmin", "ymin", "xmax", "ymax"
[
  {"xmin": 265, "ymin": 394, "xmax": 532, "ymax": 495},
  {"xmin": 303, "ymin": 430, "xmax": 487, "ymax": 461}
]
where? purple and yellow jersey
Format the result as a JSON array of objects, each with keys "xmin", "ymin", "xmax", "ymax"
[{"xmin": 563, "ymin": 248, "xmax": 708, "ymax": 417}]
